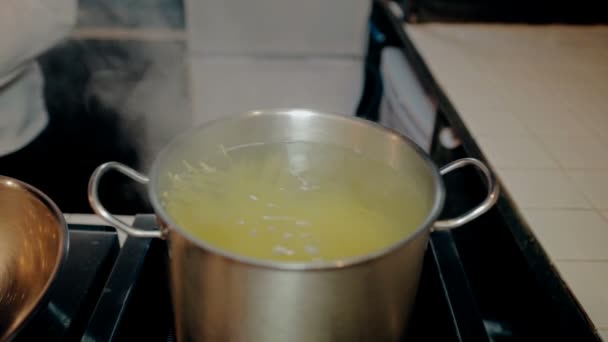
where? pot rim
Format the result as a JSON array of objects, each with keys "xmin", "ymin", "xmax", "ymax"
[
  {"xmin": 0, "ymin": 175, "xmax": 69, "ymax": 341},
  {"xmin": 147, "ymin": 109, "xmax": 445, "ymax": 271}
]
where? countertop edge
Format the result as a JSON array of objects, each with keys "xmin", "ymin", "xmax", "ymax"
[{"xmin": 376, "ymin": 0, "xmax": 600, "ymax": 337}]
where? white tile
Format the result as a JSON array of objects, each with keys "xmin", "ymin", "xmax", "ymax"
[
  {"xmin": 538, "ymin": 136, "xmax": 608, "ymax": 169},
  {"xmin": 599, "ymin": 329, "xmax": 608, "ymax": 341},
  {"xmin": 499, "ymin": 169, "xmax": 590, "ymax": 209},
  {"xmin": 186, "ymin": 0, "xmax": 370, "ymax": 56},
  {"xmin": 568, "ymin": 171, "xmax": 608, "ymax": 209},
  {"xmin": 555, "ymin": 261, "xmax": 608, "ymax": 329},
  {"xmin": 475, "ymin": 135, "xmax": 557, "ymax": 169},
  {"xmin": 599, "ymin": 134, "xmax": 608, "ymax": 153},
  {"xmin": 522, "ymin": 209, "xmax": 608, "ymax": 260},
  {"xmin": 116, "ymin": 230, "xmax": 127, "ymax": 246},
  {"xmin": 67, "ymin": 214, "xmax": 135, "ymax": 226},
  {"xmin": 116, "ymin": 215, "xmax": 135, "ymax": 226},
  {"xmin": 578, "ymin": 103, "xmax": 608, "ymax": 139},
  {"xmin": 458, "ymin": 108, "xmax": 530, "ymax": 137},
  {"xmin": 189, "ymin": 56, "xmax": 363, "ymax": 125},
  {"xmin": 514, "ymin": 104, "xmax": 593, "ymax": 138},
  {"xmin": 66, "ymin": 214, "xmax": 107, "ymax": 226},
  {"xmin": 587, "ymin": 116, "xmax": 608, "ymax": 140}
]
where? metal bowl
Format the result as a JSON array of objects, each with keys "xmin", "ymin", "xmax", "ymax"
[{"xmin": 0, "ymin": 176, "xmax": 68, "ymax": 341}]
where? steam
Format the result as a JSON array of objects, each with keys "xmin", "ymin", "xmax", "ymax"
[{"xmin": 75, "ymin": 0, "xmax": 189, "ymax": 169}]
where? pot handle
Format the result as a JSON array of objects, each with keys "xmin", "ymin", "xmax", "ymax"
[
  {"xmin": 434, "ymin": 158, "xmax": 500, "ymax": 230},
  {"xmin": 88, "ymin": 162, "xmax": 164, "ymax": 239}
]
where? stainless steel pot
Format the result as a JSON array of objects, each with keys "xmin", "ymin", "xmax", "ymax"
[
  {"xmin": 88, "ymin": 109, "xmax": 499, "ymax": 341},
  {"xmin": 0, "ymin": 176, "xmax": 68, "ymax": 341}
]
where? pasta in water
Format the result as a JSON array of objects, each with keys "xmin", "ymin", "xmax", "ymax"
[{"xmin": 162, "ymin": 141, "xmax": 426, "ymax": 263}]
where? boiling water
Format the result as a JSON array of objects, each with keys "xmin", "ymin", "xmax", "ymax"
[{"xmin": 162, "ymin": 142, "xmax": 428, "ymax": 263}]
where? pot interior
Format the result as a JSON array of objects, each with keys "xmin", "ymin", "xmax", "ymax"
[{"xmin": 148, "ymin": 109, "xmax": 443, "ymax": 266}]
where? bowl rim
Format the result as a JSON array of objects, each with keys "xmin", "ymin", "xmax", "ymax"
[{"xmin": 0, "ymin": 175, "xmax": 69, "ymax": 341}]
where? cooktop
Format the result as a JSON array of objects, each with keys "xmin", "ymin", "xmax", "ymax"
[
  {"xmin": 9, "ymin": 216, "xmax": 515, "ymax": 341},
  {"xmin": 13, "ymin": 213, "xmax": 600, "ymax": 341}
]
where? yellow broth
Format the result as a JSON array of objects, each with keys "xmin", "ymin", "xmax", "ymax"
[{"xmin": 162, "ymin": 141, "xmax": 426, "ymax": 263}]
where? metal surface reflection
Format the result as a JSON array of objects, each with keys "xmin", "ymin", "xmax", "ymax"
[{"xmin": 0, "ymin": 176, "xmax": 68, "ymax": 341}]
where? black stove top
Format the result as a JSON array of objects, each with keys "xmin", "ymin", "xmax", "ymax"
[
  {"xmin": 13, "ymin": 218, "xmax": 174, "ymax": 342},
  {"xmin": 12, "ymin": 216, "xmax": 517, "ymax": 342},
  {"xmin": 16, "ymin": 213, "xmax": 599, "ymax": 341}
]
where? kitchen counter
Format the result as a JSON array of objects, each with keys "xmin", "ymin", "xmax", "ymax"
[
  {"xmin": 397, "ymin": 22, "xmax": 608, "ymax": 339},
  {"xmin": 14, "ymin": 0, "xmax": 607, "ymax": 340}
]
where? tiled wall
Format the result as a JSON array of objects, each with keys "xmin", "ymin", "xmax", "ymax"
[
  {"xmin": 77, "ymin": 0, "xmax": 185, "ymax": 28},
  {"xmin": 407, "ymin": 24, "xmax": 608, "ymax": 339}
]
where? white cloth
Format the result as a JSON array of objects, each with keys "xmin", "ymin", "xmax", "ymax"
[{"xmin": 0, "ymin": 0, "xmax": 76, "ymax": 156}]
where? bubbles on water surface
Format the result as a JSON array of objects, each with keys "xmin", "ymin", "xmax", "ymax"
[
  {"xmin": 164, "ymin": 141, "xmax": 425, "ymax": 263},
  {"xmin": 273, "ymin": 245, "xmax": 294, "ymax": 256}
]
